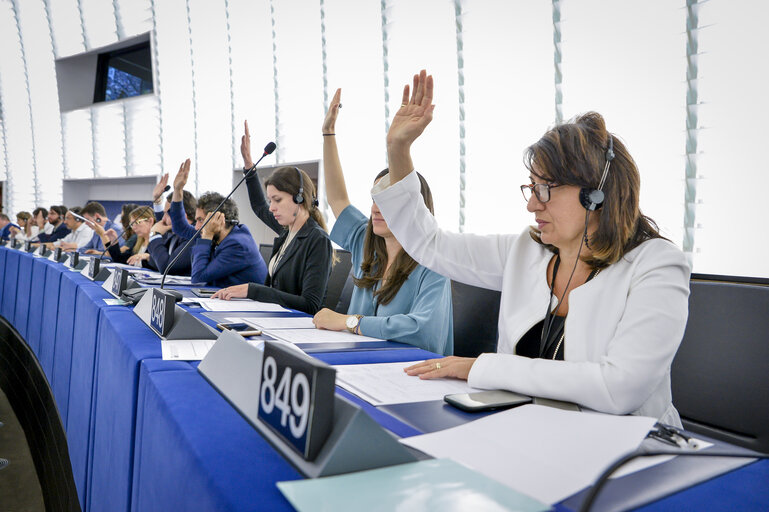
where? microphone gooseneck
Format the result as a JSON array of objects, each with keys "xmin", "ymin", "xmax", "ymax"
[{"xmin": 159, "ymin": 142, "xmax": 276, "ymax": 289}]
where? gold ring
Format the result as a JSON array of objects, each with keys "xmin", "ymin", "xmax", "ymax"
[
  {"xmin": 401, "ymin": 103, "xmax": 408, "ymax": 107},
  {"xmin": 435, "ymin": 362, "xmax": 441, "ymax": 370}
]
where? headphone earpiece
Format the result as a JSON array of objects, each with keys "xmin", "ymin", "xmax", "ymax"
[
  {"xmin": 292, "ymin": 166, "xmax": 318, "ymax": 207},
  {"xmin": 580, "ymin": 134, "xmax": 614, "ymax": 211},
  {"xmin": 293, "ymin": 167, "xmax": 305, "ymax": 204}
]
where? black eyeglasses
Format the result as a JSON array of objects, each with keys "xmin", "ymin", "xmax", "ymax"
[{"xmin": 520, "ymin": 183, "xmax": 563, "ymax": 203}]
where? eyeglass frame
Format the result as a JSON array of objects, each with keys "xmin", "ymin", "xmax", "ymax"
[{"xmin": 520, "ymin": 182, "xmax": 564, "ymax": 203}]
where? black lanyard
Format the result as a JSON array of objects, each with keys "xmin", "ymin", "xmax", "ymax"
[{"xmin": 539, "ymin": 256, "xmax": 599, "ymax": 358}]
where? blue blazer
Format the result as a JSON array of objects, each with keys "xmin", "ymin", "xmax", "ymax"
[
  {"xmin": 147, "ymin": 232, "xmax": 192, "ymax": 276},
  {"xmin": 36, "ymin": 223, "xmax": 70, "ymax": 243},
  {"xmin": 190, "ymin": 224, "xmax": 267, "ymax": 287}
]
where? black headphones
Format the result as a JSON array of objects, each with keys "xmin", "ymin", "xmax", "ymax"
[
  {"xmin": 579, "ymin": 134, "xmax": 614, "ymax": 211},
  {"xmin": 292, "ymin": 167, "xmax": 319, "ymax": 207}
]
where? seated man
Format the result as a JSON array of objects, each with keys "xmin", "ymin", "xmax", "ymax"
[
  {"xmin": 141, "ymin": 189, "xmax": 197, "ymax": 275},
  {"xmin": 37, "ymin": 205, "xmax": 70, "ymax": 243},
  {"xmin": 169, "ymin": 159, "xmax": 267, "ymax": 287},
  {"xmin": 80, "ymin": 201, "xmax": 123, "ymax": 253},
  {"xmin": 48, "ymin": 207, "xmax": 94, "ymax": 251},
  {"xmin": 0, "ymin": 214, "xmax": 20, "ymax": 242}
]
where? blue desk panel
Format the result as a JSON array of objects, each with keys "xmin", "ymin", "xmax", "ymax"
[
  {"xmin": 51, "ymin": 268, "xmax": 89, "ymax": 426},
  {"xmin": 131, "ymin": 362, "xmax": 300, "ymax": 512},
  {"xmin": 2, "ymin": 249, "xmax": 20, "ymax": 321},
  {"xmin": 0, "ymin": 246, "xmax": 6, "ymax": 305},
  {"xmin": 38, "ymin": 263, "xmax": 64, "ymax": 382},
  {"xmin": 67, "ymin": 281, "xmax": 125, "ymax": 506},
  {"xmin": 25, "ymin": 258, "xmax": 50, "ymax": 356},
  {"xmin": 87, "ymin": 307, "xmax": 163, "ymax": 512},
  {"xmin": 13, "ymin": 253, "xmax": 34, "ymax": 339}
]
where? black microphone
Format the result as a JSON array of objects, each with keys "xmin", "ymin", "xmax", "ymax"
[{"xmin": 159, "ymin": 142, "xmax": 277, "ymax": 290}]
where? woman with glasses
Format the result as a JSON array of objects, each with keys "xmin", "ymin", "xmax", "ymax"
[
  {"xmin": 91, "ymin": 206, "xmax": 155, "ymax": 266},
  {"xmin": 372, "ymin": 70, "xmax": 690, "ymax": 426}
]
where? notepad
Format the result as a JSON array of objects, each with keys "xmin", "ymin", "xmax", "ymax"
[{"xmin": 277, "ymin": 459, "xmax": 549, "ymax": 512}]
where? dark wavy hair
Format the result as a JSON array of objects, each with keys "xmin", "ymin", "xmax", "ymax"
[
  {"xmin": 354, "ymin": 169, "xmax": 434, "ymax": 306},
  {"xmin": 265, "ymin": 166, "xmax": 328, "ymax": 232},
  {"xmin": 524, "ymin": 111, "xmax": 666, "ymax": 267},
  {"xmin": 197, "ymin": 191, "xmax": 238, "ymax": 227},
  {"xmin": 167, "ymin": 190, "xmax": 197, "ymax": 224}
]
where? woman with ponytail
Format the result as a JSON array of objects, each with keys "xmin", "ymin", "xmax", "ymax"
[
  {"xmin": 212, "ymin": 122, "xmax": 333, "ymax": 315},
  {"xmin": 311, "ymin": 89, "xmax": 453, "ymax": 355}
]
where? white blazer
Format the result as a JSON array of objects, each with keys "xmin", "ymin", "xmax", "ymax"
[{"xmin": 373, "ymin": 171, "xmax": 691, "ymax": 426}]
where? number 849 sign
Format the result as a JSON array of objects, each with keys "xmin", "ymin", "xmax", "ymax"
[{"xmin": 257, "ymin": 342, "xmax": 335, "ymax": 461}]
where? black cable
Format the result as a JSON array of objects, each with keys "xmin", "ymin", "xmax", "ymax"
[
  {"xmin": 578, "ymin": 448, "xmax": 769, "ymax": 512},
  {"xmin": 540, "ymin": 207, "xmax": 592, "ymax": 355}
]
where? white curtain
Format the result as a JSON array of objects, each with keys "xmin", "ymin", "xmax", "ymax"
[
  {"xmin": 322, "ymin": 0, "xmax": 386, "ymax": 219},
  {"xmin": 693, "ymin": 0, "xmax": 769, "ymax": 277},
  {"xmin": 560, "ymin": 0, "xmax": 687, "ymax": 247},
  {"xmin": 460, "ymin": 0, "xmax": 554, "ymax": 235}
]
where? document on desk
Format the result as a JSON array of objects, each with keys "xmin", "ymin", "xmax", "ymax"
[
  {"xmin": 268, "ymin": 328, "xmax": 385, "ymax": 345},
  {"xmin": 193, "ymin": 298, "xmax": 290, "ymax": 313},
  {"xmin": 161, "ymin": 338, "xmax": 217, "ymax": 361},
  {"xmin": 277, "ymin": 458, "xmax": 548, "ymax": 512},
  {"xmin": 224, "ymin": 316, "xmax": 316, "ymax": 330},
  {"xmin": 334, "ymin": 361, "xmax": 481, "ymax": 405},
  {"xmin": 399, "ymin": 404, "xmax": 656, "ymax": 505}
]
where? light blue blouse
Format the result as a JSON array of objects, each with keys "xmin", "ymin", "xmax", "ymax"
[{"xmin": 330, "ymin": 205, "xmax": 453, "ymax": 355}]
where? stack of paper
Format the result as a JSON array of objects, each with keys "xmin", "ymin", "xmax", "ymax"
[
  {"xmin": 193, "ymin": 298, "xmax": 290, "ymax": 313},
  {"xmin": 399, "ymin": 404, "xmax": 656, "ymax": 505},
  {"xmin": 335, "ymin": 361, "xmax": 481, "ymax": 405}
]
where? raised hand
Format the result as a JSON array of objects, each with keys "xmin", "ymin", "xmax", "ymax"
[
  {"xmin": 201, "ymin": 211, "xmax": 225, "ymax": 240},
  {"xmin": 387, "ymin": 70, "xmax": 435, "ymax": 149},
  {"xmin": 241, "ymin": 120, "xmax": 254, "ymax": 169},
  {"xmin": 211, "ymin": 283, "xmax": 248, "ymax": 300},
  {"xmin": 152, "ymin": 173, "xmax": 170, "ymax": 204},
  {"xmin": 172, "ymin": 159, "xmax": 191, "ymax": 201},
  {"xmin": 322, "ymin": 88, "xmax": 342, "ymax": 134}
]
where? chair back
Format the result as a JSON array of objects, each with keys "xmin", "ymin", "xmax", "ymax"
[
  {"xmin": 672, "ymin": 273, "xmax": 769, "ymax": 453},
  {"xmin": 451, "ymin": 280, "xmax": 501, "ymax": 357},
  {"xmin": 258, "ymin": 244, "xmax": 273, "ymax": 265},
  {"xmin": 324, "ymin": 250, "xmax": 352, "ymax": 311}
]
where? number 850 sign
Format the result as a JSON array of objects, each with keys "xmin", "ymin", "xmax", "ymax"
[{"xmin": 257, "ymin": 342, "xmax": 335, "ymax": 461}]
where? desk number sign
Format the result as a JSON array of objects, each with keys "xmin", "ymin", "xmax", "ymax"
[
  {"xmin": 24, "ymin": 241, "xmax": 33, "ymax": 252},
  {"xmin": 71, "ymin": 252, "xmax": 80, "ymax": 268},
  {"xmin": 112, "ymin": 267, "xmax": 128, "ymax": 297},
  {"xmin": 150, "ymin": 288, "xmax": 175, "ymax": 337},
  {"xmin": 257, "ymin": 342, "xmax": 336, "ymax": 461},
  {"xmin": 53, "ymin": 247, "xmax": 63, "ymax": 262},
  {"xmin": 86, "ymin": 256, "xmax": 99, "ymax": 278}
]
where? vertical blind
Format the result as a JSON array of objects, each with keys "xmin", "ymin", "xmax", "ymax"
[{"xmin": 0, "ymin": 0, "xmax": 767, "ymax": 277}]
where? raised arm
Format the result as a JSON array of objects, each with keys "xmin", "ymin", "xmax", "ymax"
[
  {"xmin": 386, "ymin": 70, "xmax": 434, "ymax": 185},
  {"xmin": 241, "ymin": 120, "xmax": 282, "ymax": 234},
  {"xmin": 322, "ymin": 88, "xmax": 351, "ymax": 218}
]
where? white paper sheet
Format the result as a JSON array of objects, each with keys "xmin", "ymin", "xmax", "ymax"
[
  {"xmin": 399, "ymin": 404, "xmax": 656, "ymax": 505},
  {"xmin": 267, "ymin": 328, "xmax": 385, "ymax": 345},
  {"xmin": 225, "ymin": 316, "xmax": 316, "ymax": 330},
  {"xmin": 161, "ymin": 338, "xmax": 217, "ymax": 361},
  {"xmin": 194, "ymin": 298, "xmax": 290, "ymax": 313},
  {"xmin": 334, "ymin": 361, "xmax": 481, "ymax": 405}
]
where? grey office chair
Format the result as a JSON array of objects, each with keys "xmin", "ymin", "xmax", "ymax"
[
  {"xmin": 258, "ymin": 244, "xmax": 273, "ymax": 266},
  {"xmin": 324, "ymin": 250, "xmax": 352, "ymax": 311},
  {"xmin": 450, "ymin": 280, "xmax": 501, "ymax": 357},
  {"xmin": 671, "ymin": 274, "xmax": 769, "ymax": 454}
]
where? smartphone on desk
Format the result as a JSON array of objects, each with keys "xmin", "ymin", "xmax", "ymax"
[
  {"xmin": 215, "ymin": 322, "xmax": 262, "ymax": 337},
  {"xmin": 192, "ymin": 287, "xmax": 218, "ymax": 298},
  {"xmin": 444, "ymin": 390, "xmax": 532, "ymax": 412}
]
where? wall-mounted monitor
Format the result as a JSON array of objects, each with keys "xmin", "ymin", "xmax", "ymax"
[{"xmin": 93, "ymin": 41, "xmax": 153, "ymax": 103}]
